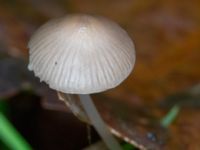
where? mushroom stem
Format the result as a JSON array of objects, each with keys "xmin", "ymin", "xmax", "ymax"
[
  {"xmin": 57, "ymin": 92, "xmax": 89, "ymax": 123},
  {"xmin": 79, "ymin": 94, "xmax": 122, "ymax": 150},
  {"xmin": 58, "ymin": 92, "xmax": 122, "ymax": 150}
]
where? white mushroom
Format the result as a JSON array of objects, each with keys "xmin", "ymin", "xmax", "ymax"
[{"xmin": 28, "ymin": 14, "xmax": 135, "ymax": 150}]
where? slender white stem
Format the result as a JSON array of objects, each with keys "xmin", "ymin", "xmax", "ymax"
[
  {"xmin": 57, "ymin": 92, "xmax": 89, "ymax": 123},
  {"xmin": 79, "ymin": 94, "xmax": 122, "ymax": 150}
]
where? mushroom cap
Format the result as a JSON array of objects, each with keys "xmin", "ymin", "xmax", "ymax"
[{"xmin": 28, "ymin": 14, "xmax": 135, "ymax": 94}]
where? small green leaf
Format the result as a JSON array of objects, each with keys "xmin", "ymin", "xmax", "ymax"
[{"xmin": 122, "ymin": 142, "xmax": 136, "ymax": 150}]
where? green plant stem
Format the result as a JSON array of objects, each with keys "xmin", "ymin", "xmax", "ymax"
[
  {"xmin": 160, "ymin": 105, "xmax": 180, "ymax": 128},
  {"xmin": 0, "ymin": 112, "xmax": 32, "ymax": 150}
]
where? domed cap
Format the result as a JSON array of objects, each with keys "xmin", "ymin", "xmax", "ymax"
[{"xmin": 28, "ymin": 14, "xmax": 136, "ymax": 94}]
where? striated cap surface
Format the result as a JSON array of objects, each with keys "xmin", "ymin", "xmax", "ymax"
[{"xmin": 28, "ymin": 14, "xmax": 136, "ymax": 94}]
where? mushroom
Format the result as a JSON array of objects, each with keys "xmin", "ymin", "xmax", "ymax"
[{"xmin": 28, "ymin": 14, "xmax": 135, "ymax": 150}]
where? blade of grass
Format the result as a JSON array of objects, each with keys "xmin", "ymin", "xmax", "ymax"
[
  {"xmin": 160, "ymin": 105, "xmax": 180, "ymax": 128},
  {"xmin": 0, "ymin": 112, "xmax": 32, "ymax": 150}
]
